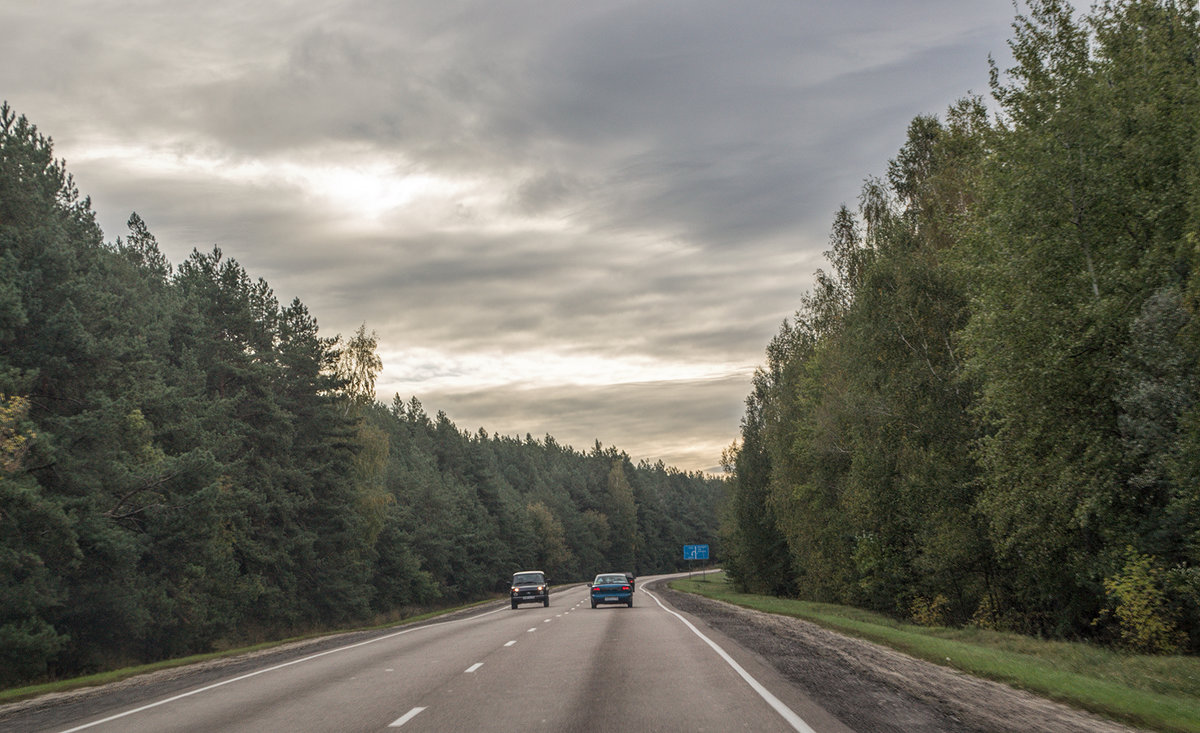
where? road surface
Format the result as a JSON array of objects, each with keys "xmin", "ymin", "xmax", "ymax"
[
  {"xmin": 1, "ymin": 575, "xmax": 1140, "ymax": 732},
  {"xmin": 1, "ymin": 576, "xmax": 847, "ymax": 733}
]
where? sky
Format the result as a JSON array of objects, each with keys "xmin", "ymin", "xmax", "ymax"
[{"xmin": 0, "ymin": 1, "xmax": 1050, "ymax": 473}]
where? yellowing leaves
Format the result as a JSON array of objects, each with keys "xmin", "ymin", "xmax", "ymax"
[{"xmin": 0, "ymin": 394, "xmax": 35, "ymax": 474}]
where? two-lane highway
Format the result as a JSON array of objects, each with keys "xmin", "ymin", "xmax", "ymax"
[{"xmin": 9, "ymin": 575, "xmax": 850, "ymax": 733}]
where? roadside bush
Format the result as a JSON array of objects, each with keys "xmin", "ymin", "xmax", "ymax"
[
  {"xmin": 910, "ymin": 594, "xmax": 950, "ymax": 627},
  {"xmin": 1164, "ymin": 563, "xmax": 1200, "ymax": 653},
  {"xmin": 1097, "ymin": 549, "xmax": 1186, "ymax": 655}
]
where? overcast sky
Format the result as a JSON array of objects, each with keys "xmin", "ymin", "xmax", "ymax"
[{"xmin": 2, "ymin": 1, "xmax": 1048, "ymax": 473}]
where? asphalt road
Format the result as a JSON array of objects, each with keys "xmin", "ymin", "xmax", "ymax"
[{"xmin": 4, "ymin": 575, "xmax": 850, "ymax": 733}]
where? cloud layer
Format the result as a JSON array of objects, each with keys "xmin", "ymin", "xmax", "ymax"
[{"xmin": 2, "ymin": 1, "xmax": 1025, "ymax": 471}]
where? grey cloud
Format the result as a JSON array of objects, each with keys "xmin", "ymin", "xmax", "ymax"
[
  {"xmin": 399, "ymin": 372, "xmax": 752, "ymax": 474},
  {"xmin": 513, "ymin": 170, "xmax": 580, "ymax": 216},
  {"xmin": 1, "ymin": 1, "xmax": 1025, "ymax": 470}
]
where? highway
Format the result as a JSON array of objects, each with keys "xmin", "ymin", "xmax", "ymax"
[{"xmin": 9, "ymin": 576, "xmax": 850, "ymax": 733}]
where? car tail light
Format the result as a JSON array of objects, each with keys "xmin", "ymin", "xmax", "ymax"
[{"xmin": 622, "ymin": 586, "xmax": 630, "ymax": 591}]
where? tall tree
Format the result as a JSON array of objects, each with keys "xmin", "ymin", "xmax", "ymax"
[
  {"xmin": 965, "ymin": 0, "xmax": 1200, "ymax": 637},
  {"xmin": 605, "ymin": 460, "xmax": 638, "ymax": 572}
]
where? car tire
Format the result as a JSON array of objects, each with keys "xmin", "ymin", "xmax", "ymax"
[
  {"xmin": 543, "ymin": 598, "xmax": 550, "ymax": 607},
  {"xmin": 591, "ymin": 600, "xmax": 597, "ymax": 608},
  {"xmin": 627, "ymin": 598, "xmax": 633, "ymax": 607},
  {"xmin": 511, "ymin": 601, "xmax": 518, "ymax": 609}
]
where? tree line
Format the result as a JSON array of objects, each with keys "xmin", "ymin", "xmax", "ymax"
[
  {"xmin": 0, "ymin": 102, "xmax": 724, "ymax": 687},
  {"xmin": 722, "ymin": 0, "xmax": 1200, "ymax": 654}
]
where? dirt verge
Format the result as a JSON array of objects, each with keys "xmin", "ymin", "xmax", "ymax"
[{"xmin": 655, "ymin": 584, "xmax": 1147, "ymax": 733}]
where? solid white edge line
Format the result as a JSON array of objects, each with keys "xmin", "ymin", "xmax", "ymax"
[
  {"xmin": 644, "ymin": 588, "xmax": 817, "ymax": 733},
  {"xmin": 388, "ymin": 706, "xmax": 427, "ymax": 727},
  {"xmin": 55, "ymin": 607, "xmax": 507, "ymax": 733},
  {"xmin": 465, "ymin": 662, "xmax": 483, "ymax": 673}
]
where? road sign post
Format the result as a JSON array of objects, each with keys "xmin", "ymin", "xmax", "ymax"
[{"xmin": 683, "ymin": 544, "xmax": 710, "ymax": 579}]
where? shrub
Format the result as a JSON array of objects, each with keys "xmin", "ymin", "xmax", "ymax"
[
  {"xmin": 1098, "ymin": 549, "xmax": 1186, "ymax": 655},
  {"xmin": 911, "ymin": 593, "xmax": 950, "ymax": 627}
]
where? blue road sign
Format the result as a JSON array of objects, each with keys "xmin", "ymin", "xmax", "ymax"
[{"xmin": 683, "ymin": 544, "xmax": 709, "ymax": 560}]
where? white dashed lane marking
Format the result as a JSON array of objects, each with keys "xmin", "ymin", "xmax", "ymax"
[{"xmin": 388, "ymin": 707, "xmax": 426, "ymax": 728}]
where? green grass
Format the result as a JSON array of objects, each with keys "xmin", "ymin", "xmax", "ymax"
[
  {"xmin": 0, "ymin": 599, "xmax": 495, "ymax": 706},
  {"xmin": 671, "ymin": 572, "xmax": 1200, "ymax": 733}
]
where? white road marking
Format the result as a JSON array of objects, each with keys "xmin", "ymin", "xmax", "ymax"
[
  {"xmin": 527, "ymin": 627, "xmax": 537, "ymax": 632},
  {"xmin": 465, "ymin": 662, "xmax": 483, "ymax": 673},
  {"xmin": 504, "ymin": 640, "xmax": 516, "ymax": 647},
  {"xmin": 55, "ymin": 607, "xmax": 508, "ymax": 733},
  {"xmin": 389, "ymin": 707, "xmax": 427, "ymax": 727},
  {"xmin": 543, "ymin": 619, "xmax": 551, "ymax": 623},
  {"xmin": 644, "ymin": 588, "xmax": 817, "ymax": 733}
]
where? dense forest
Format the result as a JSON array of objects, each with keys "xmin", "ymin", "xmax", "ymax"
[
  {"xmin": 0, "ymin": 103, "xmax": 724, "ymax": 687},
  {"xmin": 722, "ymin": 0, "xmax": 1200, "ymax": 655}
]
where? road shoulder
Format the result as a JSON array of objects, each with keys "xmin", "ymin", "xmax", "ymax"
[{"xmin": 653, "ymin": 583, "xmax": 1147, "ymax": 733}]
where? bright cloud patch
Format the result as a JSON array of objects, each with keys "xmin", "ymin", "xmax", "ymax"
[
  {"xmin": 74, "ymin": 141, "xmax": 473, "ymax": 223},
  {"xmin": 378, "ymin": 347, "xmax": 753, "ymax": 395}
]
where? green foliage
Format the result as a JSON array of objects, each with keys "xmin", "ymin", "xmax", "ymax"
[
  {"xmin": 527, "ymin": 501, "xmax": 574, "ymax": 578},
  {"xmin": 605, "ymin": 460, "xmax": 638, "ymax": 571},
  {"xmin": 910, "ymin": 594, "xmax": 951, "ymax": 628},
  {"xmin": 725, "ymin": 101, "xmax": 990, "ymax": 617},
  {"xmin": 722, "ymin": 0, "xmax": 1200, "ymax": 651},
  {"xmin": 336, "ymin": 323, "xmax": 383, "ymax": 410},
  {"xmin": 1098, "ymin": 549, "xmax": 1187, "ymax": 654},
  {"xmin": 0, "ymin": 396, "xmax": 75, "ymax": 685},
  {"xmin": 719, "ymin": 373, "xmax": 795, "ymax": 595}
]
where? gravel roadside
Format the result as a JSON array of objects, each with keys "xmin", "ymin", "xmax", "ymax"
[{"xmin": 655, "ymin": 584, "xmax": 1147, "ymax": 733}]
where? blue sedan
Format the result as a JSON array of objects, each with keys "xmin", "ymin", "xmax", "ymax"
[{"xmin": 589, "ymin": 573, "xmax": 634, "ymax": 608}]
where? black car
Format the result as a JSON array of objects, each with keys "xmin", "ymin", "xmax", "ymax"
[{"xmin": 511, "ymin": 570, "xmax": 549, "ymax": 609}]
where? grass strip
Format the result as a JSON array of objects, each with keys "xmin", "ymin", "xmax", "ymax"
[{"xmin": 671, "ymin": 572, "xmax": 1200, "ymax": 733}]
